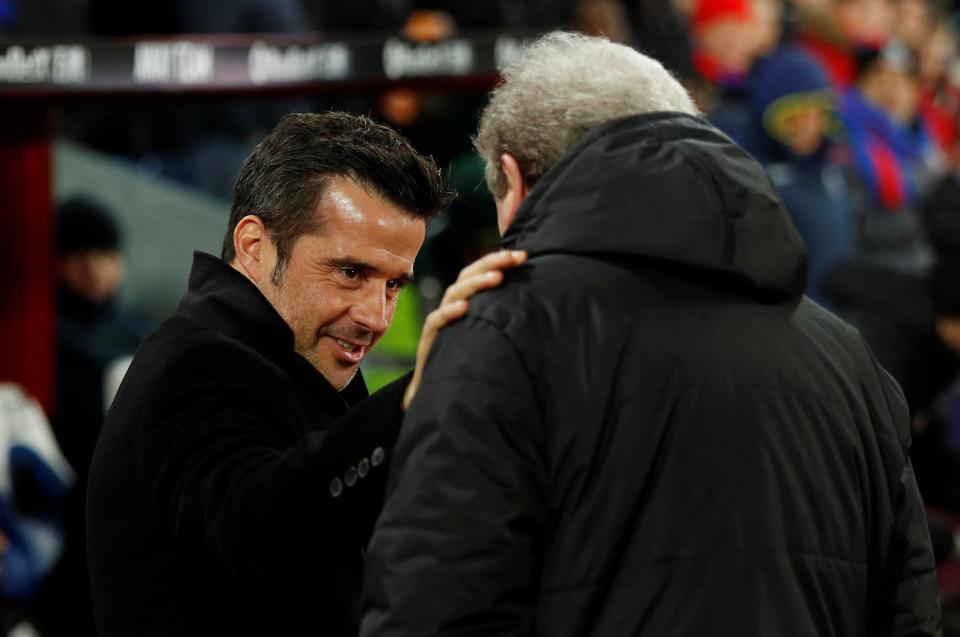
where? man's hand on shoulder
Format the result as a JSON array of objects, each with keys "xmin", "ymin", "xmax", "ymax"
[{"xmin": 403, "ymin": 250, "xmax": 527, "ymax": 409}]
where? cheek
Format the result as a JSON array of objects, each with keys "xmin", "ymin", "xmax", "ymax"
[
  {"xmin": 273, "ymin": 282, "xmax": 315, "ymax": 334},
  {"xmin": 302, "ymin": 285, "xmax": 351, "ymax": 329}
]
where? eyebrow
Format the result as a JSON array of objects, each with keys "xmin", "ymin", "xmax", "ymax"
[{"xmin": 326, "ymin": 258, "xmax": 414, "ymax": 282}]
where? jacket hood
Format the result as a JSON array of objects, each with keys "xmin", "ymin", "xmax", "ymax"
[
  {"xmin": 500, "ymin": 112, "xmax": 807, "ymax": 299},
  {"xmin": 746, "ymin": 46, "xmax": 834, "ymax": 164}
]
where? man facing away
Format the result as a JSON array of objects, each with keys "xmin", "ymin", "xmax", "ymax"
[
  {"xmin": 360, "ymin": 32, "xmax": 941, "ymax": 636},
  {"xmin": 86, "ymin": 112, "xmax": 525, "ymax": 636}
]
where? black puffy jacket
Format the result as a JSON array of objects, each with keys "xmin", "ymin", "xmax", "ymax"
[{"xmin": 360, "ymin": 112, "xmax": 941, "ymax": 636}]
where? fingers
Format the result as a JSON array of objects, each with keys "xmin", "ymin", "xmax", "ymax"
[
  {"xmin": 441, "ymin": 270, "xmax": 503, "ymax": 307},
  {"xmin": 440, "ymin": 249, "xmax": 527, "ymax": 306},
  {"xmin": 423, "ymin": 299, "xmax": 469, "ymax": 334},
  {"xmin": 404, "ymin": 251, "xmax": 526, "ymax": 410},
  {"xmin": 405, "ymin": 300, "xmax": 470, "ymax": 410},
  {"xmin": 455, "ymin": 249, "xmax": 527, "ymax": 283},
  {"xmin": 438, "ymin": 298, "xmax": 469, "ymax": 322}
]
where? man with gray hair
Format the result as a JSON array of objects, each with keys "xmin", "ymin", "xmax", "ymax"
[{"xmin": 360, "ymin": 32, "xmax": 940, "ymax": 636}]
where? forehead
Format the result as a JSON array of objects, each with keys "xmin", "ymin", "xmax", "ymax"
[{"xmin": 298, "ymin": 178, "xmax": 426, "ymax": 266}]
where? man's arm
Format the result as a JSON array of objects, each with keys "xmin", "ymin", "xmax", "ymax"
[
  {"xmin": 361, "ymin": 316, "xmax": 547, "ymax": 637},
  {"xmin": 870, "ymin": 367, "xmax": 942, "ymax": 636},
  {"xmin": 871, "ymin": 456, "xmax": 942, "ymax": 636}
]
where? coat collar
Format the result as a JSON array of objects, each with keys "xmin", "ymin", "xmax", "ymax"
[
  {"xmin": 500, "ymin": 112, "xmax": 807, "ymax": 301},
  {"xmin": 176, "ymin": 252, "xmax": 368, "ymax": 407}
]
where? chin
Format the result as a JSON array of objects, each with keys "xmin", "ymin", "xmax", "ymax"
[
  {"xmin": 332, "ymin": 368, "xmax": 359, "ymax": 392},
  {"xmin": 314, "ymin": 361, "xmax": 359, "ymax": 392}
]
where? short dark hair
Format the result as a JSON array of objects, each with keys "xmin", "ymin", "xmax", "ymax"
[{"xmin": 222, "ymin": 111, "xmax": 453, "ymax": 283}]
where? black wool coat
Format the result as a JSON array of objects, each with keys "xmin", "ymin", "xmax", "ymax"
[
  {"xmin": 87, "ymin": 253, "xmax": 407, "ymax": 636},
  {"xmin": 361, "ymin": 113, "xmax": 942, "ymax": 636}
]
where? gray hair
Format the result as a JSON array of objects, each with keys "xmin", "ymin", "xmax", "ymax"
[{"xmin": 475, "ymin": 31, "xmax": 699, "ymax": 198}]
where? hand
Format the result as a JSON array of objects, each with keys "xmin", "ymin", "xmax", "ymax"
[{"xmin": 403, "ymin": 250, "xmax": 527, "ymax": 409}]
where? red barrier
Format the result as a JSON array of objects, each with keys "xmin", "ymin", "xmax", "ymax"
[{"xmin": 0, "ymin": 107, "xmax": 54, "ymax": 411}]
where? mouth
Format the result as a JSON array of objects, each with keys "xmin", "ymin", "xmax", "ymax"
[
  {"xmin": 327, "ymin": 336, "xmax": 369, "ymax": 365},
  {"xmin": 335, "ymin": 338, "xmax": 362, "ymax": 353}
]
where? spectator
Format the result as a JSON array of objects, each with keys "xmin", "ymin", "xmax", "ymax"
[
  {"xmin": 688, "ymin": 0, "xmax": 756, "ymax": 89},
  {"xmin": 795, "ymin": 0, "xmax": 895, "ymax": 90},
  {"xmin": 43, "ymin": 197, "xmax": 152, "ymax": 637},
  {"xmin": 52, "ymin": 197, "xmax": 152, "ymax": 476},
  {"xmin": 915, "ymin": 18, "xmax": 960, "ymax": 166},
  {"xmin": 687, "ymin": 0, "xmax": 781, "ymax": 114},
  {"xmin": 0, "ymin": 384, "xmax": 74, "ymax": 637},
  {"xmin": 713, "ymin": 45, "xmax": 855, "ymax": 307},
  {"xmin": 838, "ymin": 40, "xmax": 939, "ymax": 274},
  {"xmin": 572, "ymin": 0, "xmax": 633, "ymax": 42}
]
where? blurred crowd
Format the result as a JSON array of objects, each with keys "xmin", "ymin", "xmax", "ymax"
[
  {"xmin": 679, "ymin": 0, "xmax": 960, "ymax": 597},
  {"xmin": 3, "ymin": 0, "xmax": 960, "ymax": 633},
  {"xmin": 678, "ymin": 0, "xmax": 960, "ymax": 625}
]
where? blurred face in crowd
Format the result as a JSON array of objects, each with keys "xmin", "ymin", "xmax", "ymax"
[
  {"xmin": 696, "ymin": 17, "xmax": 758, "ymax": 72},
  {"xmin": 834, "ymin": 0, "xmax": 894, "ymax": 46},
  {"xmin": 764, "ymin": 92, "xmax": 833, "ymax": 156},
  {"xmin": 919, "ymin": 23, "xmax": 956, "ymax": 86},
  {"xmin": 778, "ymin": 106, "xmax": 832, "ymax": 155},
  {"xmin": 572, "ymin": 0, "xmax": 632, "ymax": 43},
  {"xmin": 671, "ymin": 0, "xmax": 697, "ymax": 18},
  {"xmin": 751, "ymin": 0, "xmax": 783, "ymax": 57},
  {"xmin": 252, "ymin": 179, "xmax": 425, "ymax": 390},
  {"xmin": 893, "ymin": 0, "xmax": 931, "ymax": 52},
  {"xmin": 860, "ymin": 61, "xmax": 919, "ymax": 123},
  {"xmin": 58, "ymin": 250, "xmax": 125, "ymax": 302}
]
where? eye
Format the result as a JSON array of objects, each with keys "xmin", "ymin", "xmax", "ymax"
[
  {"xmin": 339, "ymin": 267, "xmax": 362, "ymax": 281},
  {"xmin": 386, "ymin": 279, "xmax": 406, "ymax": 291}
]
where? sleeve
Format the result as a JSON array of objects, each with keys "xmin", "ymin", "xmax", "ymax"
[
  {"xmin": 869, "ymin": 366, "xmax": 943, "ymax": 637},
  {"xmin": 360, "ymin": 316, "xmax": 548, "ymax": 637},
  {"xmin": 137, "ymin": 338, "xmax": 408, "ymax": 578}
]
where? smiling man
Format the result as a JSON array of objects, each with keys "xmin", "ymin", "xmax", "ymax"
[
  {"xmin": 237, "ymin": 177, "xmax": 426, "ymax": 389},
  {"xmin": 86, "ymin": 112, "xmax": 524, "ymax": 637}
]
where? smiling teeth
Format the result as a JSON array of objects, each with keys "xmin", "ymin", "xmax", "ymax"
[{"xmin": 336, "ymin": 339, "xmax": 358, "ymax": 352}]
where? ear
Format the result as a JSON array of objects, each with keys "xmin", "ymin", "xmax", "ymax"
[
  {"xmin": 231, "ymin": 215, "xmax": 273, "ymax": 284},
  {"xmin": 495, "ymin": 153, "xmax": 529, "ymax": 236}
]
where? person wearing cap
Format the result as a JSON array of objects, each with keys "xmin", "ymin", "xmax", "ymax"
[
  {"xmin": 53, "ymin": 197, "xmax": 152, "ymax": 476},
  {"xmin": 688, "ymin": 0, "xmax": 758, "ymax": 90}
]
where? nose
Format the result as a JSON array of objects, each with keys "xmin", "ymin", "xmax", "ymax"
[{"xmin": 350, "ymin": 284, "xmax": 391, "ymax": 336}]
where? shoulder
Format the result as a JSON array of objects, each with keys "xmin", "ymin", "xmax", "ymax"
[
  {"xmin": 465, "ymin": 254, "xmax": 630, "ymax": 330},
  {"xmin": 126, "ymin": 315, "xmax": 288, "ymax": 400}
]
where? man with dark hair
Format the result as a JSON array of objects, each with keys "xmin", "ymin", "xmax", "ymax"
[
  {"xmin": 361, "ymin": 32, "xmax": 940, "ymax": 636},
  {"xmin": 86, "ymin": 111, "xmax": 525, "ymax": 636}
]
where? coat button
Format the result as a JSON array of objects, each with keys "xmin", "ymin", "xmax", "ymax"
[
  {"xmin": 329, "ymin": 477, "xmax": 343, "ymax": 498},
  {"xmin": 357, "ymin": 458, "xmax": 370, "ymax": 478},
  {"xmin": 345, "ymin": 466, "xmax": 358, "ymax": 487},
  {"xmin": 371, "ymin": 446, "xmax": 385, "ymax": 466}
]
